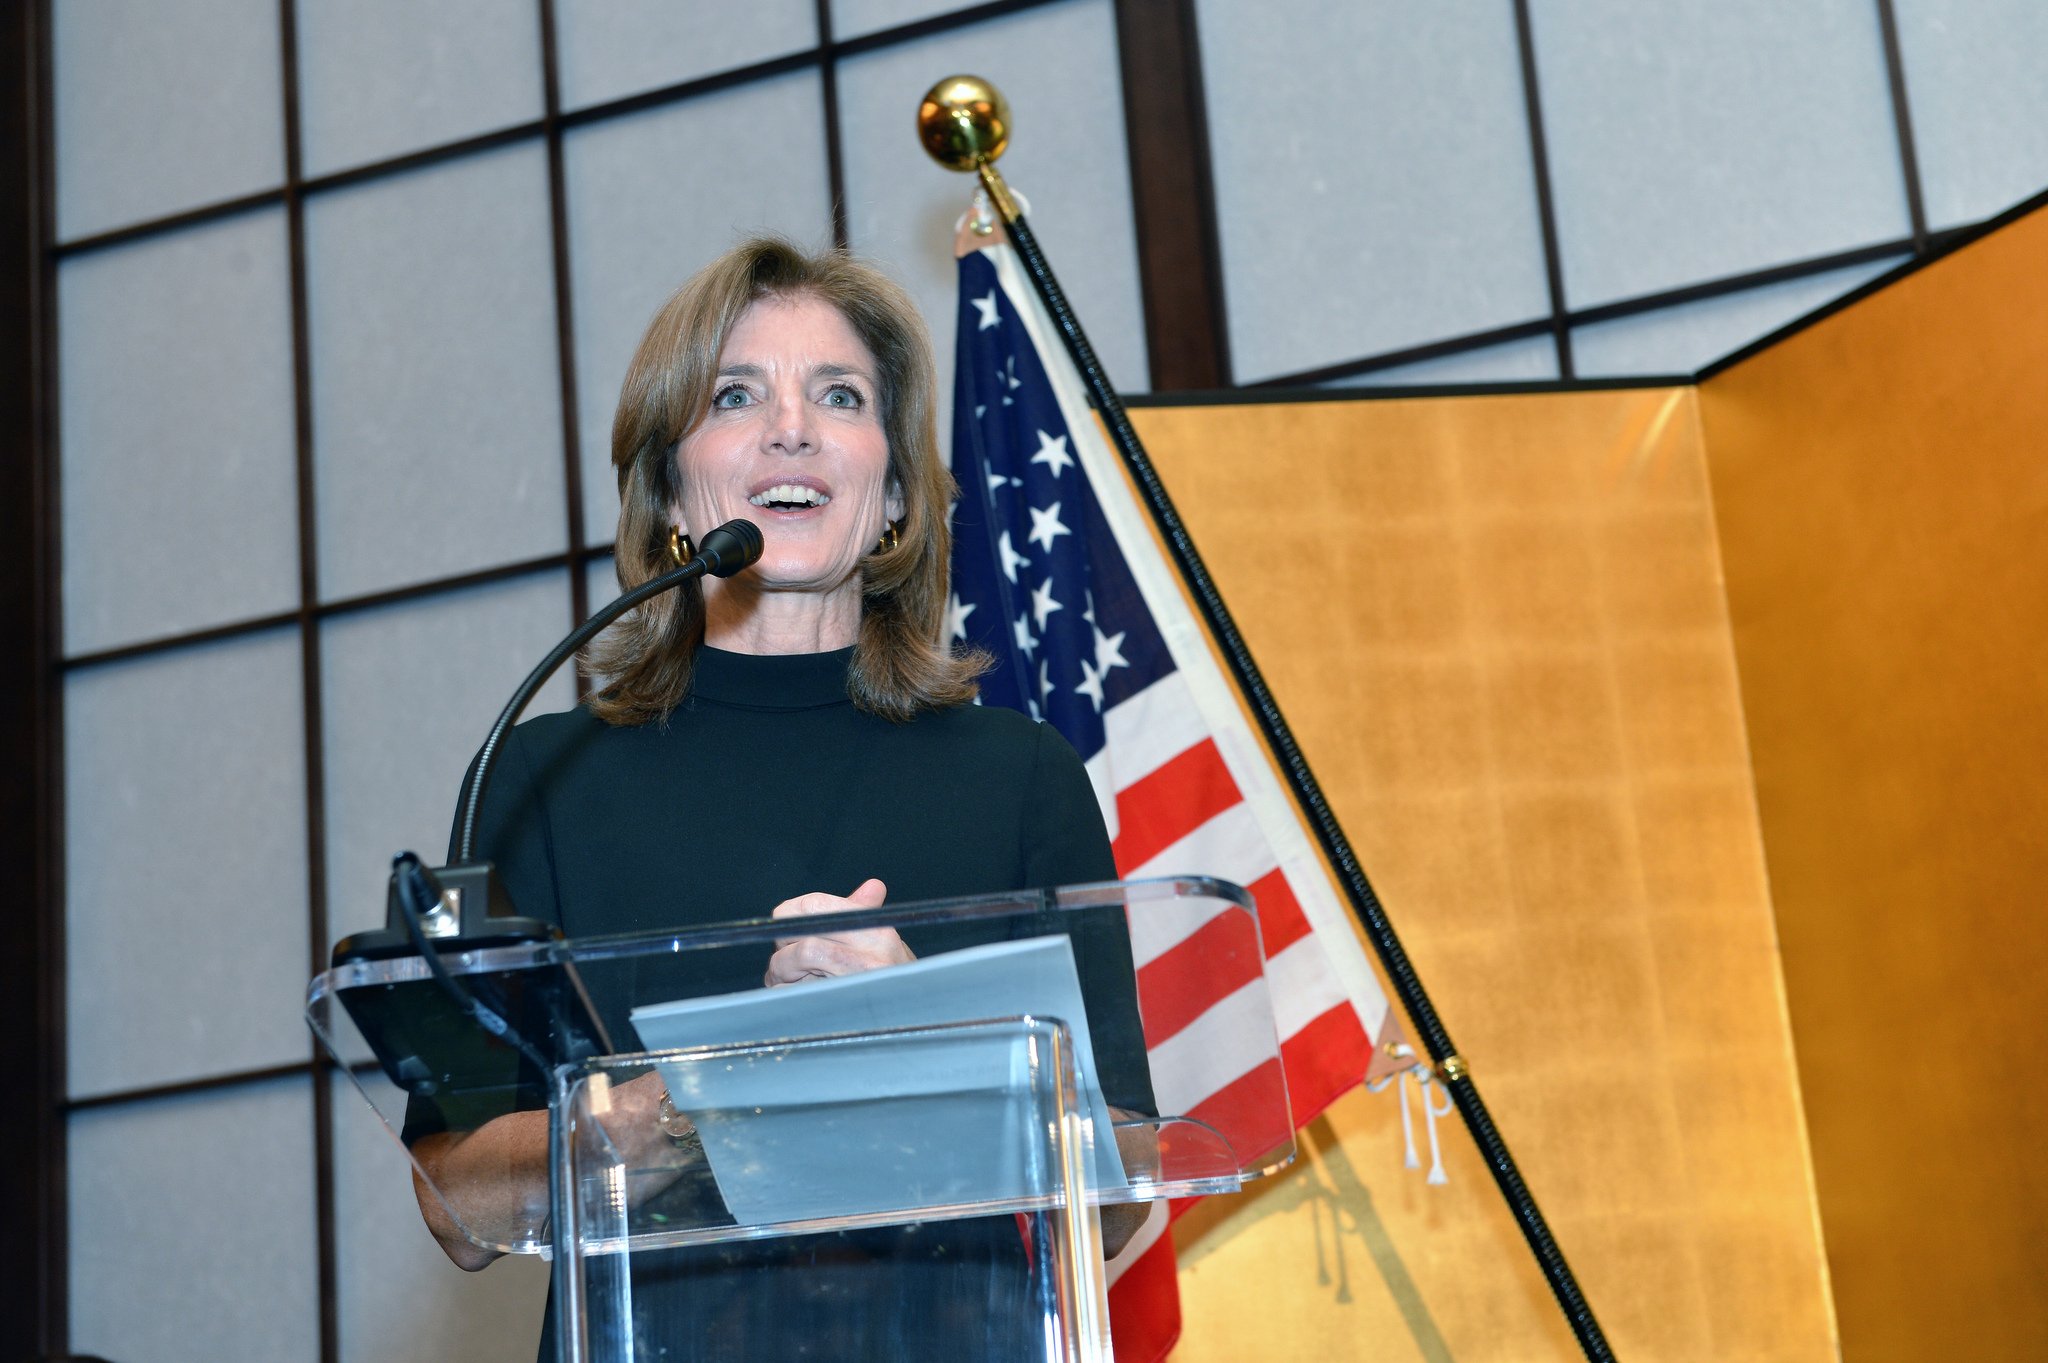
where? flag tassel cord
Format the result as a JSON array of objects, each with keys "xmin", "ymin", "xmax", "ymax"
[{"xmin": 977, "ymin": 160, "xmax": 1619, "ymax": 1363}]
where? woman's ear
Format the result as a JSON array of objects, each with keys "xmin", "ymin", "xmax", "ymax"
[{"xmin": 886, "ymin": 479, "xmax": 906, "ymax": 525}]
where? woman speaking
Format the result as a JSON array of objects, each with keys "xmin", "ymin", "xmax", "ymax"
[{"xmin": 407, "ymin": 237, "xmax": 1150, "ymax": 1359}]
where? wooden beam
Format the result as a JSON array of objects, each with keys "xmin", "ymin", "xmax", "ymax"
[
  {"xmin": 0, "ymin": 1, "xmax": 67, "ymax": 1357},
  {"xmin": 1113, "ymin": 0, "xmax": 1232, "ymax": 391}
]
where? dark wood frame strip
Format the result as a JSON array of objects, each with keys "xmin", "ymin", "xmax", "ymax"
[
  {"xmin": 1112, "ymin": 0, "xmax": 1230, "ymax": 390},
  {"xmin": 1121, "ymin": 371, "xmax": 1692, "ymax": 409},
  {"xmin": 1873, "ymin": 0, "xmax": 1930, "ymax": 250},
  {"xmin": 64, "ymin": 1061, "xmax": 323, "ymax": 1114},
  {"xmin": 1, "ymin": 3, "xmax": 63, "ymax": 1358},
  {"xmin": 1700, "ymin": 182, "xmax": 2048, "ymax": 379},
  {"xmin": 815, "ymin": 0, "xmax": 853, "ymax": 251},
  {"xmin": 538, "ymin": 0, "xmax": 595, "ymax": 694},
  {"xmin": 1509, "ymin": 0, "xmax": 1575, "ymax": 379},
  {"xmin": 1256, "ymin": 235, "xmax": 1924, "ymax": 388},
  {"xmin": 271, "ymin": 3, "xmax": 343, "ymax": 1357},
  {"xmin": 63, "ymin": 553, "xmax": 598, "ymax": 672}
]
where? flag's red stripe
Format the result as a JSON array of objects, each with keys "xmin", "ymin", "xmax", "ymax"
[
  {"xmin": 1107, "ymin": 1237, "xmax": 1183, "ymax": 1363},
  {"xmin": 1135, "ymin": 912, "xmax": 1266, "ymax": 1049},
  {"xmin": 1245, "ymin": 865, "xmax": 1311, "ymax": 958},
  {"xmin": 1111, "ymin": 738, "xmax": 1241, "ymax": 873},
  {"xmin": 1278, "ymin": 1001, "xmax": 1373, "ymax": 1130},
  {"xmin": 1183, "ymin": 1056, "xmax": 1295, "ymax": 1175}
]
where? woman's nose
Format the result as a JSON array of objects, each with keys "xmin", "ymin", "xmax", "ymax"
[{"xmin": 763, "ymin": 391, "xmax": 814, "ymax": 456}]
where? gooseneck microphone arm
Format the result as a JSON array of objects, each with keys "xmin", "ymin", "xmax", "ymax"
[{"xmin": 454, "ymin": 518, "xmax": 763, "ymax": 863}]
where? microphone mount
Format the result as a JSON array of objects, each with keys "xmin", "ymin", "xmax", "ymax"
[
  {"xmin": 324, "ymin": 524, "xmax": 758, "ymax": 1095},
  {"xmin": 454, "ymin": 517, "xmax": 763, "ymax": 865}
]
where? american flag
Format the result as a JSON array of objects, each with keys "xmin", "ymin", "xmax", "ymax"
[{"xmin": 947, "ymin": 241, "xmax": 1399, "ymax": 1361}]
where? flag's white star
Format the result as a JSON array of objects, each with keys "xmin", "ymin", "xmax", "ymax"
[
  {"xmin": 946, "ymin": 593, "xmax": 976, "ymax": 641},
  {"xmin": 998, "ymin": 531, "xmax": 1029, "ymax": 584},
  {"xmin": 1093, "ymin": 625, "xmax": 1129, "ymax": 674},
  {"xmin": 1026, "ymin": 501, "xmax": 1072, "ymax": 553},
  {"xmin": 987, "ymin": 471, "xmax": 1007, "ymax": 495},
  {"xmin": 1081, "ymin": 589, "xmax": 1096, "ymax": 627},
  {"xmin": 1001, "ymin": 356, "xmax": 1022, "ymax": 391},
  {"xmin": 1037, "ymin": 658, "xmax": 1055, "ymax": 706},
  {"xmin": 974, "ymin": 403, "xmax": 987, "ymax": 419},
  {"xmin": 1075, "ymin": 658, "xmax": 1106, "ymax": 713},
  {"xmin": 1013, "ymin": 614, "xmax": 1037, "ymax": 658},
  {"xmin": 972, "ymin": 289, "xmax": 1001, "ymax": 331},
  {"xmin": 1030, "ymin": 577, "xmax": 1063, "ymax": 630},
  {"xmin": 1027, "ymin": 697, "xmax": 1042, "ymax": 722},
  {"xmin": 1031, "ymin": 430, "xmax": 1075, "ymax": 478}
]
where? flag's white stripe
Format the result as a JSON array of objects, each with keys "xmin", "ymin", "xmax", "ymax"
[
  {"xmin": 1265, "ymin": 932, "xmax": 1354, "ymax": 1040},
  {"xmin": 1101, "ymin": 673, "xmax": 1211, "ymax": 793},
  {"xmin": 1081, "ymin": 751, "xmax": 1120, "ymax": 843},
  {"xmin": 1128, "ymin": 800, "xmax": 1277, "ymax": 888},
  {"xmin": 984, "ymin": 245, "xmax": 1391, "ymax": 1039},
  {"xmin": 1104, "ymin": 1200, "xmax": 1169, "ymax": 1288},
  {"xmin": 1146, "ymin": 977, "xmax": 1282, "ymax": 1117},
  {"xmin": 1082, "ymin": 674, "xmax": 1210, "ymax": 842},
  {"xmin": 1125, "ymin": 803, "xmax": 1278, "ymax": 967}
]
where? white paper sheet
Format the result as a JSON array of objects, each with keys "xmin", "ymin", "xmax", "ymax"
[{"xmin": 629, "ymin": 934, "xmax": 1129, "ymax": 1227}]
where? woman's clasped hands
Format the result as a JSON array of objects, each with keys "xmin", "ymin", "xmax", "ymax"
[{"xmin": 762, "ymin": 877, "xmax": 915, "ymax": 987}]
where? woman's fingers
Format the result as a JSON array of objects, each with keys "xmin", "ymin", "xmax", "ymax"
[
  {"xmin": 769, "ymin": 878, "xmax": 887, "ymax": 921},
  {"xmin": 763, "ymin": 929, "xmax": 915, "ymax": 985},
  {"xmin": 762, "ymin": 880, "xmax": 913, "ymax": 985},
  {"xmin": 763, "ymin": 937, "xmax": 844, "ymax": 986},
  {"xmin": 767, "ymin": 878, "xmax": 889, "ymax": 951}
]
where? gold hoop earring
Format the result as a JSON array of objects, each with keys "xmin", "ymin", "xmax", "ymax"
[
  {"xmin": 668, "ymin": 526, "xmax": 695, "ymax": 567},
  {"xmin": 875, "ymin": 521, "xmax": 903, "ymax": 554}
]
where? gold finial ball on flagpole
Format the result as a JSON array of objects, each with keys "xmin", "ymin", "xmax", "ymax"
[{"xmin": 917, "ymin": 75, "xmax": 1011, "ymax": 171}]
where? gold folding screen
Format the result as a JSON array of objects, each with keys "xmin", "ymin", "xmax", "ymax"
[
  {"xmin": 1124, "ymin": 390, "xmax": 1834, "ymax": 1362},
  {"xmin": 1699, "ymin": 203, "xmax": 2048, "ymax": 1363},
  {"xmin": 1122, "ymin": 200, "xmax": 2048, "ymax": 1362}
]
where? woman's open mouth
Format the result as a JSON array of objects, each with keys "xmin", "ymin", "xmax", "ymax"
[{"xmin": 748, "ymin": 482, "xmax": 831, "ymax": 512}]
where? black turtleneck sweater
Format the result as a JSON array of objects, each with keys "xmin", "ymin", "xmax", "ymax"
[
  {"xmin": 473, "ymin": 644, "xmax": 1114, "ymax": 936},
  {"xmin": 455, "ymin": 646, "xmax": 1152, "ymax": 1363},
  {"xmin": 461, "ymin": 644, "xmax": 1149, "ymax": 1106}
]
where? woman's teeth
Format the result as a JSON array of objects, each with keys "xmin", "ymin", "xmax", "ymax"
[{"xmin": 749, "ymin": 484, "xmax": 830, "ymax": 509}]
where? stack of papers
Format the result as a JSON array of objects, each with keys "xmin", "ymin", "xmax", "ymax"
[{"xmin": 629, "ymin": 934, "xmax": 1128, "ymax": 1227}]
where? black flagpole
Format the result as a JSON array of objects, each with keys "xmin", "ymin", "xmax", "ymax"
[{"xmin": 974, "ymin": 160, "xmax": 1618, "ymax": 1363}]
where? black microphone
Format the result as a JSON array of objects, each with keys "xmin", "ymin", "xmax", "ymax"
[{"xmin": 695, "ymin": 518, "xmax": 764, "ymax": 577}]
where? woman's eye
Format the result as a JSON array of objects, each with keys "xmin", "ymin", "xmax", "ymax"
[
  {"xmin": 712, "ymin": 384, "xmax": 752, "ymax": 409},
  {"xmin": 822, "ymin": 385, "xmax": 863, "ymax": 409}
]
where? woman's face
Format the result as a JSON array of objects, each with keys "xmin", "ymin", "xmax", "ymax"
[{"xmin": 674, "ymin": 294, "xmax": 901, "ymax": 604}]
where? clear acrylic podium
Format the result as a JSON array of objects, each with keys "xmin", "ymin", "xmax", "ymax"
[{"xmin": 307, "ymin": 878, "xmax": 1301, "ymax": 1362}]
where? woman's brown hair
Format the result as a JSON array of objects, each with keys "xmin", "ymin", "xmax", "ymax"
[{"xmin": 586, "ymin": 236, "xmax": 983, "ymax": 724}]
